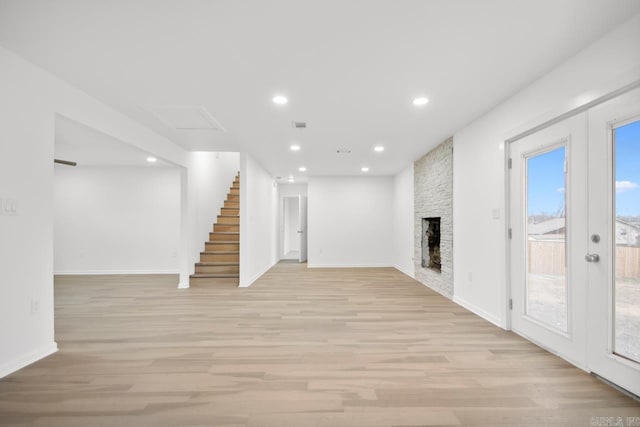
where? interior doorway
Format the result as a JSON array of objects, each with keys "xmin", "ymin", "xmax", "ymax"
[{"xmin": 280, "ymin": 195, "xmax": 307, "ymax": 262}]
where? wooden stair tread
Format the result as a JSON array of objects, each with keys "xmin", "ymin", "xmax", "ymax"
[
  {"xmin": 201, "ymin": 251, "xmax": 239, "ymax": 255},
  {"xmin": 190, "ymin": 273, "xmax": 239, "ymax": 278},
  {"xmin": 196, "ymin": 262, "xmax": 239, "ymax": 266}
]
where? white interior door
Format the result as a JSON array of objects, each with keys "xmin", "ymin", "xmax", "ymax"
[
  {"xmin": 298, "ymin": 195, "xmax": 308, "ymax": 263},
  {"xmin": 586, "ymin": 87, "xmax": 640, "ymax": 396},
  {"xmin": 509, "ymin": 113, "xmax": 588, "ymax": 368}
]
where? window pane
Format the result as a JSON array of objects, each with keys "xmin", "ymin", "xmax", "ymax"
[
  {"xmin": 613, "ymin": 120, "xmax": 640, "ymax": 363},
  {"xmin": 526, "ymin": 146, "xmax": 568, "ymax": 332}
]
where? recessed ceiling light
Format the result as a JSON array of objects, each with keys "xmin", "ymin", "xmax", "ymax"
[
  {"xmin": 299, "ymin": 166, "xmax": 307, "ymax": 172},
  {"xmin": 412, "ymin": 97, "xmax": 429, "ymax": 106},
  {"xmin": 361, "ymin": 167, "xmax": 369, "ymax": 172},
  {"xmin": 288, "ymin": 176, "xmax": 295, "ymax": 182},
  {"xmin": 146, "ymin": 156, "xmax": 157, "ymax": 163},
  {"xmin": 290, "ymin": 144, "xmax": 301, "ymax": 151},
  {"xmin": 374, "ymin": 146, "xmax": 385, "ymax": 152},
  {"xmin": 273, "ymin": 95, "xmax": 288, "ymax": 105}
]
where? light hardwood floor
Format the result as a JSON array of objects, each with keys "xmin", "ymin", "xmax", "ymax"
[{"xmin": 0, "ymin": 263, "xmax": 638, "ymax": 426}]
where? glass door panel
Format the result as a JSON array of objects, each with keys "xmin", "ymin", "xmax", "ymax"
[
  {"xmin": 613, "ymin": 119, "xmax": 640, "ymax": 364},
  {"xmin": 525, "ymin": 146, "xmax": 568, "ymax": 332}
]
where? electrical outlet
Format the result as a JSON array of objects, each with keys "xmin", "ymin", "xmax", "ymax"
[{"xmin": 1, "ymin": 198, "xmax": 18, "ymax": 216}]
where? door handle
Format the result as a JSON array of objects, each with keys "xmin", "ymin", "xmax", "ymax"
[{"xmin": 585, "ymin": 253, "xmax": 600, "ymax": 263}]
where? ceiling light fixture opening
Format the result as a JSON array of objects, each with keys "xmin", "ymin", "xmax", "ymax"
[
  {"xmin": 413, "ymin": 97, "xmax": 429, "ymax": 106},
  {"xmin": 290, "ymin": 144, "xmax": 301, "ymax": 151},
  {"xmin": 374, "ymin": 146, "xmax": 385, "ymax": 152},
  {"xmin": 146, "ymin": 156, "xmax": 157, "ymax": 163},
  {"xmin": 361, "ymin": 167, "xmax": 369, "ymax": 172},
  {"xmin": 299, "ymin": 166, "xmax": 307, "ymax": 172},
  {"xmin": 273, "ymin": 95, "xmax": 288, "ymax": 105}
]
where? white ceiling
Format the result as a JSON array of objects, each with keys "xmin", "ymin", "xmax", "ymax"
[
  {"xmin": 55, "ymin": 115, "xmax": 173, "ymax": 167},
  {"xmin": 2, "ymin": 0, "xmax": 639, "ymax": 181}
]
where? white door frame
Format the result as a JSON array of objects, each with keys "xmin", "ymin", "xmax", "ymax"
[
  {"xmin": 280, "ymin": 195, "xmax": 300, "ymax": 260},
  {"xmin": 298, "ymin": 195, "xmax": 308, "ymax": 263},
  {"xmin": 279, "ymin": 194, "xmax": 308, "ymax": 262}
]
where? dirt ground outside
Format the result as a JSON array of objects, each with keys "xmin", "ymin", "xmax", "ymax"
[{"xmin": 526, "ymin": 273, "xmax": 640, "ymax": 362}]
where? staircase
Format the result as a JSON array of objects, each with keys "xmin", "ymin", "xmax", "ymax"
[{"xmin": 190, "ymin": 173, "xmax": 240, "ymax": 286}]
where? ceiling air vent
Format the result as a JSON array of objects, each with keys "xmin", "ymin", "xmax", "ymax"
[
  {"xmin": 292, "ymin": 121, "xmax": 307, "ymax": 129},
  {"xmin": 336, "ymin": 149, "xmax": 351, "ymax": 154},
  {"xmin": 147, "ymin": 105, "xmax": 226, "ymax": 131}
]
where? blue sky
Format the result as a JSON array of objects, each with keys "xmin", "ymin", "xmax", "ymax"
[
  {"xmin": 526, "ymin": 120, "xmax": 640, "ymax": 217},
  {"xmin": 527, "ymin": 146, "xmax": 566, "ymax": 216},
  {"xmin": 615, "ymin": 120, "xmax": 640, "ymax": 216}
]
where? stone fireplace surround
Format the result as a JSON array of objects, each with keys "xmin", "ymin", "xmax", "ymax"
[{"xmin": 414, "ymin": 137, "xmax": 453, "ymax": 298}]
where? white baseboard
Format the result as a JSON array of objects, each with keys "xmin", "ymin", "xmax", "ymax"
[
  {"xmin": 239, "ymin": 260, "xmax": 278, "ymax": 287},
  {"xmin": 0, "ymin": 342, "xmax": 58, "ymax": 379},
  {"xmin": 54, "ymin": 270, "xmax": 179, "ymax": 275},
  {"xmin": 307, "ymin": 264, "xmax": 393, "ymax": 268},
  {"xmin": 393, "ymin": 264, "xmax": 415, "ymax": 278},
  {"xmin": 177, "ymin": 282, "xmax": 190, "ymax": 289},
  {"xmin": 453, "ymin": 295, "xmax": 504, "ymax": 329}
]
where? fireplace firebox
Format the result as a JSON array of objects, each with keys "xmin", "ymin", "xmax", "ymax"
[{"xmin": 421, "ymin": 217, "xmax": 441, "ymax": 272}]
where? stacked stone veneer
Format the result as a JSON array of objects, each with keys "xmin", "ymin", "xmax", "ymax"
[{"xmin": 414, "ymin": 137, "xmax": 453, "ymax": 298}]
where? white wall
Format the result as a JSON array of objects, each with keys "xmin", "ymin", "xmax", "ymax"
[
  {"xmin": 0, "ymin": 45, "xmax": 188, "ymax": 378},
  {"xmin": 54, "ymin": 166, "xmax": 180, "ymax": 274},
  {"xmin": 239, "ymin": 154, "xmax": 279, "ymax": 287},
  {"xmin": 392, "ymin": 164, "xmax": 414, "ymax": 277},
  {"xmin": 279, "ymin": 183, "xmax": 308, "ymax": 197},
  {"xmin": 187, "ymin": 152, "xmax": 240, "ymax": 278},
  {"xmin": 308, "ymin": 176, "xmax": 393, "ymax": 267},
  {"xmin": 452, "ymin": 13, "xmax": 640, "ymax": 328}
]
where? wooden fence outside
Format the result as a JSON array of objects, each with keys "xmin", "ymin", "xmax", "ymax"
[{"xmin": 528, "ymin": 239, "xmax": 640, "ymax": 279}]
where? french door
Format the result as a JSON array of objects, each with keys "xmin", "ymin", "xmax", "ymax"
[{"xmin": 509, "ymin": 87, "xmax": 640, "ymax": 396}]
